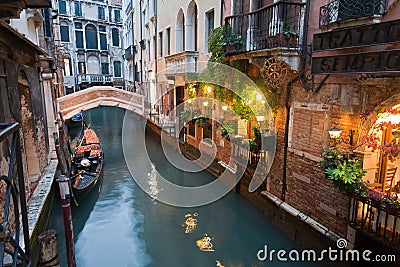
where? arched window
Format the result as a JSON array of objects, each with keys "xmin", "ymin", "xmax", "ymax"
[
  {"xmin": 85, "ymin": 24, "xmax": 98, "ymax": 49},
  {"xmin": 87, "ymin": 56, "xmax": 100, "ymax": 74},
  {"xmin": 112, "ymin": 28, "xmax": 120, "ymax": 47},
  {"xmin": 176, "ymin": 9, "xmax": 185, "ymax": 53},
  {"xmin": 186, "ymin": 1, "xmax": 198, "ymax": 51}
]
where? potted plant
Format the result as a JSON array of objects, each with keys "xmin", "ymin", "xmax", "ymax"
[
  {"xmin": 320, "ymin": 148, "xmax": 369, "ymax": 196},
  {"xmin": 282, "ymin": 26, "xmax": 298, "ymax": 47}
]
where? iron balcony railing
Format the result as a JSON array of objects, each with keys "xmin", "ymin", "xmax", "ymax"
[
  {"xmin": 0, "ymin": 122, "xmax": 31, "ymax": 266},
  {"xmin": 349, "ymin": 195, "xmax": 400, "ymax": 247},
  {"xmin": 320, "ymin": 0, "xmax": 388, "ymax": 27},
  {"xmin": 225, "ymin": 1, "xmax": 306, "ymax": 54}
]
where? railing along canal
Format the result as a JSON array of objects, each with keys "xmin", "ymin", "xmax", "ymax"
[
  {"xmin": 0, "ymin": 122, "xmax": 31, "ymax": 266},
  {"xmin": 349, "ymin": 195, "xmax": 400, "ymax": 247}
]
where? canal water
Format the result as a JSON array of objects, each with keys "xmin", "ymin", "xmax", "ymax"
[{"xmin": 49, "ymin": 107, "xmax": 324, "ymax": 267}]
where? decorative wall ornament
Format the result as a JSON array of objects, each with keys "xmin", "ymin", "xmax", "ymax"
[{"xmin": 261, "ymin": 57, "xmax": 288, "ymax": 88}]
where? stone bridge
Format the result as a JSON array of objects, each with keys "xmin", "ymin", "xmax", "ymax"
[{"xmin": 57, "ymin": 86, "xmax": 145, "ymax": 119}]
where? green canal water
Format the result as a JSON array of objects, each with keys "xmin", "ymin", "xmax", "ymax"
[{"xmin": 49, "ymin": 107, "xmax": 324, "ymax": 267}]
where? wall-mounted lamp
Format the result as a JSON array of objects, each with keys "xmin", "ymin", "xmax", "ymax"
[
  {"xmin": 222, "ymin": 105, "xmax": 228, "ymax": 111},
  {"xmin": 327, "ymin": 126, "xmax": 354, "ymax": 146},
  {"xmin": 327, "ymin": 126, "xmax": 342, "ymax": 139}
]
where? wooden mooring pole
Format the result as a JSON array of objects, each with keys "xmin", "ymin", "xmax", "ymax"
[{"xmin": 56, "ymin": 175, "xmax": 76, "ymax": 267}]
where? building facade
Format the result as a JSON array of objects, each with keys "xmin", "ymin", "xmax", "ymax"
[{"xmin": 58, "ymin": 0, "xmax": 125, "ymax": 94}]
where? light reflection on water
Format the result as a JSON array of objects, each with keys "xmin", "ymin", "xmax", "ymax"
[{"xmin": 49, "ymin": 107, "xmax": 325, "ymax": 267}]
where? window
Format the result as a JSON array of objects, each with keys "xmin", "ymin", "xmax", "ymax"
[
  {"xmin": 76, "ymin": 31, "xmax": 84, "ymax": 48},
  {"xmin": 166, "ymin": 28, "xmax": 171, "ymax": 55},
  {"xmin": 75, "ymin": 22, "xmax": 82, "ymax": 29},
  {"xmin": 78, "ymin": 62, "xmax": 86, "ymax": 75},
  {"xmin": 188, "ymin": 121, "xmax": 195, "ymax": 137},
  {"xmin": 60, "ymin": 23, "xmax": 69, "ymax": 42},
  {"xmin": 112, "ymin": 28, "xmax": 119, "ymax": 46},
  {"xmin": 43, "ymin": 9, "xmax": 52, "ymax": 37},
  {"xmin": 153, "ymin": 36, "xmax": 156, "ymax": 60},
  {"xmin": 98, "ymin": 6, "xmax": 105, "ymax": 20},
  {"xmin": 75, "ymin": 2, "xmax": 82, "ymax": 17},
  {"xmin": 202, "ymin": 119, "xmax": 212, "ymax": 141},
  {"xmin": 99, "ymin": 25, "xmax": 106, "ymax": 32},
  {"xmin": 100, "ymin": 33, "xmax": 107, "ymax": 50},
  {"xmin": 64, "ymin": 58, "xmax": 72, "ymax": 76},
  {"xmin": 113, "ymin": 61, "xmax": 121, "ymax": 77},
  {"xmin": 59, "ymin": 0, "xmax": 67, "ymax": 15},
  {"xmin": 101, "ymin": 63, "xmax": 109, "ymax": 74},
  {"xmin": 114, "ymin": 9, "xmax": 121, "ymax": 22},
  {"xmin": 158, "ymin": 32, "xmax": 163, "ymax": 57},
  {"xmin": 205, "ymin": 10, "xmax": 214, "ymax": 53},
  {"xmin": 85, "ymin": 24, "xmax": 98, "ymax": 49}
]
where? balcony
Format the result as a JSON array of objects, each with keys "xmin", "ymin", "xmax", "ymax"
[
  {"xmin": 77, "ymin": 74, "xmax": 114, "ymax": 84},
  {"xmin": 124, "ymin": 45, "xmax": 136, "ymax": 61},
  {"xmin": 225, "ymin": 1, "xmax": 306, "ymax": 54},
  {"xmin": 164, "ymin": 51, "xmax": 199, "ymax": 75},
  {"xmin": 320, "ymin": 0, "xmax": 388, "ymax": 27}
]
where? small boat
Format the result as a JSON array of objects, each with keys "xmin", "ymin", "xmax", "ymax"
[
  {"xmin": 70, "ymin": 124, "xmax": 104, "ymax": 202},
  {"xmin": 67, "ymin": 112, "xmax": 84, "ymax": 128}
]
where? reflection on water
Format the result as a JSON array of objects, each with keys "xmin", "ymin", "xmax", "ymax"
[{"xmin": 50, "ymin": 107, "xmax": 324, "ymax": 267}]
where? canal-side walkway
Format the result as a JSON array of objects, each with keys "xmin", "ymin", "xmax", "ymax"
[{"xmin": 20, "ymin": 159, "xmax": 58, "ymax": 264}]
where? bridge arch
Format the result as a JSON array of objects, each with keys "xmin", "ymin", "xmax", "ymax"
[{"xmin": 57, "ymin": 86, "xmax": 145, "ymax": 119}]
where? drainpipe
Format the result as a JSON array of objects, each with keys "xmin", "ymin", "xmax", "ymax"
[
  {"xmin": 281, "ymin": 0, "xmax": 311, "ymax": 201},
  {"xmin": 140, "ymin": 0, "xmax": 144, "ymax": 85},
  {"xmin": 220, "ymin": 0, "xmax": 225, "ymax": 25},
  {"xmin": 132, "ymin": 5, "xmax": 137, "ymax": 92},
  {"xmin": 154, "ymin": 0, "xmax": 158, "ymax": 113}
]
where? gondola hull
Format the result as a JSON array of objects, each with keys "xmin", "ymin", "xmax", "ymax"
[{"xmin": 70, "ymin": 126, "xmax": 104, "ymax": 205}]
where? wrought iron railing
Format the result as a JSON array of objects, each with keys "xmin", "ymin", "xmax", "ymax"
[
  {"xmin": 225, "ymin": 1, "xmax": 306, "ymax": 54},
  {"xmin": 320, "ymin": 0, "xmax": 388, "ymax": 27},
  {"xmin": 0, "ymin": 123, "xmax": 31, "ymax": 266},
  {"xmin": 349, "ymin": 195, "xmax": 400, "ymax": 247}
]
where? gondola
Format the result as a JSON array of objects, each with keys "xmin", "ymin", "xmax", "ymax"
[
  {"xmin": 67, "ymin": 112, "xmax": 84, "ymax": 128},
  {"xmin": 70, "ymin": 123, "xmax": 104, "ymax": 202}
]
